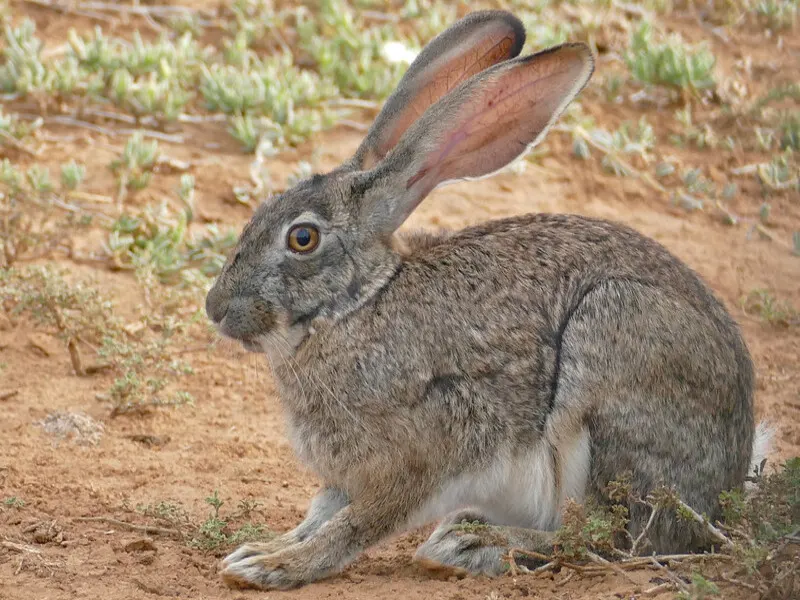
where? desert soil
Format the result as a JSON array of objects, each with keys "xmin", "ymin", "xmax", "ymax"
[{"xmin": 1, "ymin": 2, "xmax": 799, "ymax": 600}]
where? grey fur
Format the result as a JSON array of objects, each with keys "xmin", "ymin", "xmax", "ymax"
[
  {"xmin": 206, "ymin": 10, "xmax": 757, "ymax": 590},
  {"xmin": 414, "ymin": 509, "xmax": 554, "ymax": 576}
]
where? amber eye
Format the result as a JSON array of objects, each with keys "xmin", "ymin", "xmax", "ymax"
[{"xmin": 287, "ymin": 224, "xmax": 320, "ymax": 253}]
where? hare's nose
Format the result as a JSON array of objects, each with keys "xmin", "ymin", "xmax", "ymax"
[{"xmin": 205, "ymin": 282, "xmax": 230, "ymax": 324}]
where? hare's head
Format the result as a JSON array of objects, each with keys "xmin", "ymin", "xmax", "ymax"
[{"xmin": 206, "ymin": 10, "xmax": 594, "ymax": 352}]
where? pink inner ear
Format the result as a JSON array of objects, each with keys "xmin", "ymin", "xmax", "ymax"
[
  {"xmin": 395, "ymin": 33, "xmax": 517, "ymax": 134},
  {"xmin": 363, "ymin": 24, "xmax": 523, "ymax": 170},
  {"xmin": 407, "ymin": 46, "xmax": 592, "ymax": 194}
]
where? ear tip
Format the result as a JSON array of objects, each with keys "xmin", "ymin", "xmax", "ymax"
[
  {"xmin": 570, "ymin": 41, "xmax": 596, "ymax": 74},
  {"xmin": 467, "ymin": 9, "xmax": 527, "ymax": 56},
  {"xmin": 562, "ymin": 41, "xmax": 595, "ymax": 60},
  {"xmin": 490, "ymin": 10, "xmax": 526, "ymax": 42},
  {"xmin": 501, "ymin": 11, "xmax": 527, "ymax": 56},
  {"xmin": 467, "ymin": 9, "xmax": 524, "ymax": 30},
  {"xmin": 542, "ymin": 41, "xmax": 596, "ymax": 80}
]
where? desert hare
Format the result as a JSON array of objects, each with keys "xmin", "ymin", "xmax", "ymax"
[{"xmin": 206, "ymin": 10, "xmax": 765, "ymax": 589}]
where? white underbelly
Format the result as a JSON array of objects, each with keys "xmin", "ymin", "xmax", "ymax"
[{"xmin": 409, "ymin": 427, "xmax": 591, "ymax": 530}]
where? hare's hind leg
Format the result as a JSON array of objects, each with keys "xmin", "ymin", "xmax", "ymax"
[
  {"xmin": 557, "ymin": 279, "xmax": 754, "ymax": 555},
  {"xmin": 414, "ymin": 510, "xmax": 555, "ymax": 577}
]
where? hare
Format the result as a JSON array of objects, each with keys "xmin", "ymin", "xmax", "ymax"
[{"xmin": 205, "ymin": 10, "xmax": 767, "ymax": 590}]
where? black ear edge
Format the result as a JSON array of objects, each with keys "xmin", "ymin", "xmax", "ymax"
[{"xmin": 395, "ymin": 10, "xmax": 527, "ymax": 94}]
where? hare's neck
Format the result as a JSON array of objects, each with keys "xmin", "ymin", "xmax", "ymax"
[
  {"xmin": 283, "ymin": 244, "xmax": 402, "ymax": 353},
  {"xmin": 328, "ymin": 248, "xmax": 402, "ymax": 319}
]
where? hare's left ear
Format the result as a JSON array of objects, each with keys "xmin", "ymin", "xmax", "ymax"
[
  {"xmin": 358, "ymin": 43, "xmax": 594, "ymax": 236},
  {"xmin": 350, "ymin": 10, "xmax": 526, "ymax": 171}
]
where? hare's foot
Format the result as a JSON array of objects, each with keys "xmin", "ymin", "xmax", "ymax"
[
  {"xmin": 221, "ymin": 540, "xmax": 289, "ymax": 570},
  {"xmin": 221, "ymin": 531, "xmax": 302, "ymax": 568},
  {"xmin": 222, "ymin": 489, "xmax": 413, "ymax": 590},
  {"xmin": 414, "ymin": 510, "xmax": 554, "ymax": 577},
  {"xmin": 221, "ymin": 485, "xmax": 350, "ymax": 588},
  {"xmin": 221, "ymin": 545, "xmax": 305, "ymax": 590}
]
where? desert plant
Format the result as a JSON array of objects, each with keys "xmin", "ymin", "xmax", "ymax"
[{"xmin": 626, "ymin": 21, "xmax": 716, "ymax": 95}]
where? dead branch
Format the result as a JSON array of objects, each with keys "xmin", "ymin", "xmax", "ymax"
[
  {"xmin": 1, "ymin": 541, "xmax": 42, "ymax": 554},
  {"xmin": 18, "ymin": 114, "xmax": 186, "ymax": 144},
  {"xmin": 73, "ymin": 517, "xmax": 181, "ymax": 538},
  {"xmin": 609, "ymin": 553, "xmax": 733, "ymax": 571},
  {"xmin": 20, "ymin": 0, "xmax": 116, "ymax": 21},
  {"xmin": 0, "ymin": 129, "xmax": 40, "ymax": 157},
  {"xmin": 631, "ymin": 505, "xmax": 659, "ymax": 555},
  {"xmin": 510, "ymin": 549, "xmax": 589, "ymax": 574},
  {"xmin": 22, "ymin": 0, "xmax": 201, "ymax": 17},
  {"xmin": 532, "ymin": 560, "xmax": 558, "ymax": 576},
  {"xmin": 641, "ymin": 582, "xmax": 673, "ymax": 596},
  {"xmin": 676, "ymin": 499, "xmax": 734, "ymax": 549},
  {"xmin": 721, "ymin": 575, "xmax": 760, "ymax": 591},
  {"xmin": 504, "ymin": 547, "xmax": 521, "ymax": 576},
  {"xmin": 648, "ymin": 555, "xmax": 690, "ymax": 593},
  {"xmin": 515, "ymin": 547, "xmax": 733, "ymax": 581},
  {"xmin": 586, "ymin": 550, "xmax": 639, "ymax": 585},
  {"xmin": 67, "ymin": 338, "xmax": 112, "ymax": 376},
  {"xmin": 80, "ymin": 1, "xmax": 201, "ymax": 17},
  {"xmin": 68, "ymin": 338, "xmax": 85, "ymax": 376}
]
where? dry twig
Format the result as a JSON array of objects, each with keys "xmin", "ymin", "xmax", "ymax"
[
  {"xmin": 721, "ymin": 574, "xmax": 760, "ymax": 591},
  {"xmin": 676, "ymin": 499, "xmax": 734, "ymax": 549},
  {"xmin": 631, "ymin": 505, "xmax": 659, "ymax": 555},
  {"xmin": 1, "ymin": 541, "xmax": 42, "ymax": 554},
  {"xmin": 21, "ymin": 0, "xmax": 116, "ymax": 21},
  {"xmin": 586, "ymin": 550, "xmax": 639, "ymax": 585},
  {"xmin": 73, "ymin": 516, "xmax": 181, "ymax": 538},
  {"xmin": 649, "ymin": 555, "xmax": 690, "ymax": 593},
  {"xmin": 641, "ymin": 582, "xmax": 673, "ymax": 596},
  {"xmin": 0, "ymin": 129, "xmax": 40, "ymax": 157}
]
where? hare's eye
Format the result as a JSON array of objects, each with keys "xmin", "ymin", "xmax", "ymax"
[{"xmin": 287, "ymin": 224, "xmax": 320, "ymax": 254}]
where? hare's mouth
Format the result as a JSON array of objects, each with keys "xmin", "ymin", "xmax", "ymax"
[
  {"xmin": 213, "ymin": 323, "xmax": 264, "ymax": 353},
  {"xmin": 239, "ymin": 337, "xmax": 263, "ymax": 353},
  {"xmin": 209, "ymin": 295, "xmax": 279, "ymax": 352},
  {"xmin": 213, "ymin": 326, "xmax": 271, "ymax": 354},
  {"xmin": 217, "ymin": 325, "xmax": 273, "ymax": 354}
]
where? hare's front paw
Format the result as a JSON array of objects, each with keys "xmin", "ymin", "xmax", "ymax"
[
  {"xmin": 220, "ymin": 544, "xmax": 316, "ymax": 590},
  {"xmin": 222, "ymin": 544, "xmax": 296, "ymax": 590}
]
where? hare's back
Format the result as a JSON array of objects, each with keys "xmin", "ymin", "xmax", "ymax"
[{"xmin": 395, "ymin": 211, "xmax": 754, "ymax": 444}]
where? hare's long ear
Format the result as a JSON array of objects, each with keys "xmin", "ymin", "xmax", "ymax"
[
  {"xmin": 360, "ymin": 43, "xmax": 594, "ymax": 235},
  {"xmin": 350, "ymin": 10, "xmax": 525, "ymax": 171}
]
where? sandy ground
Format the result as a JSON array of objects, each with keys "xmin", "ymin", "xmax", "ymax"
[{"xmin": 1, "ymin": 2, "xmax": 799, "ymax": 599}]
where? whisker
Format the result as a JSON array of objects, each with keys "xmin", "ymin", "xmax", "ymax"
[
  {"xmin": 273, "ymin": 333, "xmax": 360, "ymax": 426},
  {"xmin": 267, "ymin": 335, "xmax": 311, "ymax": 411}
]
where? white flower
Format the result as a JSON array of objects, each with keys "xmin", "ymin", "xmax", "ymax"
[{"xmin": 381, "ymin": 41, "xmax": 418, "ymax": 65}]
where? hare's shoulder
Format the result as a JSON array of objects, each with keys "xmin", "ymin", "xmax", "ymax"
[
  {"xmin": 393, "ymin": 229, "xmax": 452, "ymax": 255},
  {"xmin": 393, "ymin": 213, "xmax": 654, "ymax": 272},
  {"xmin": 385, "ymin": 213, "xmax": 718, "ymax": 325},
  {"xmin": 397, "ymin": 213, "xmax": 647, "ymax": 252}
]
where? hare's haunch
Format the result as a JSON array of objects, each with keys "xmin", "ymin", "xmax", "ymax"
[{"xmin": 206, "ymin": 10, "xmax": 765, "ymax": 590}]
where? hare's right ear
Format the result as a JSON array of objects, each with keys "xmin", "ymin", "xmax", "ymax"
[
  {"xmin": 358, "ymin": 43, "xmax": 594, "ymax": 236},
  {"xmin": 349, "ymin": 10, "xmax": 525, "ymax": 171}
]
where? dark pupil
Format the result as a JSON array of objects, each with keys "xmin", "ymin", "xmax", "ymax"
[{"xmin": 295, "ymin": 228, "xmax": 312, "ymax": 247}]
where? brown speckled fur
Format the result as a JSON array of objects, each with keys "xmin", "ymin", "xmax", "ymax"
[{"xmin": 205, "ymin": 10, "xmax": 757, "ymax": 590}]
